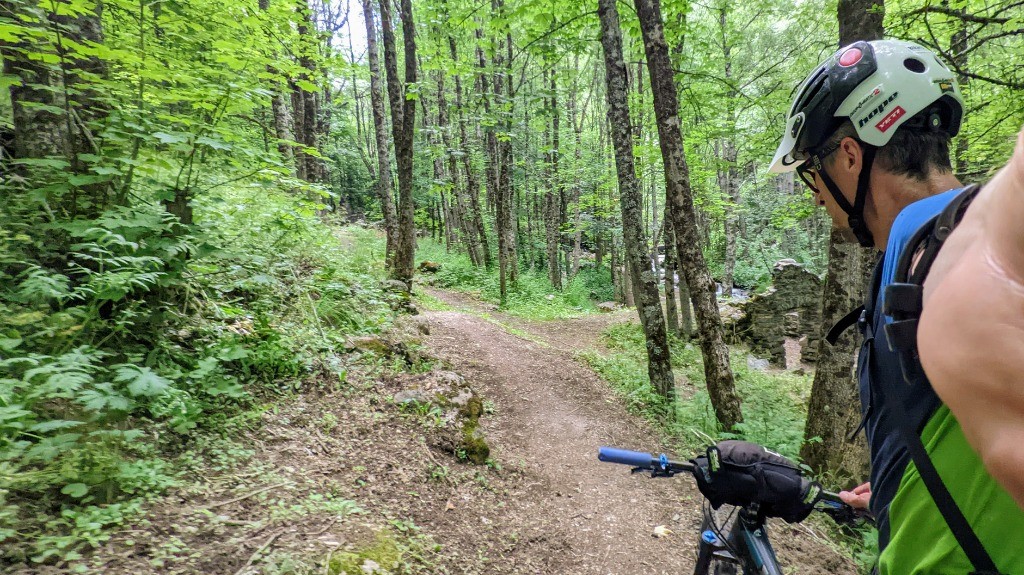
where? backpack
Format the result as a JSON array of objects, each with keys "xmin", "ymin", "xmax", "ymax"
[{"xmin": 829, "ymin": 184, "xmax": 1006, "ymax": 575}]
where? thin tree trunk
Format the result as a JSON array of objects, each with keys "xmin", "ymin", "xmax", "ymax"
[
  {"xmin": 363, "ymin": 0, "xmax": 398, "ymax": 264},
  {"xmin": 380, "ymin": 0, "xmax": 418, "ymax": 287},
  {"xmin": 634, "ymin": 0, "xmax": 742, "ymax": 429},
  {"xmin": 448, "ymin": 35, "xmax": 488, "ymax": 267},
  {"xmin": 502, "ymin": 25, "xmax": 517, "ymax": 284},
  {"xmin": 664, "ymin": 212, "xmax": 680, "ymax": 334},
  {"xmin": 598, "ymin": 0, "xmax": 675, "ymax": 401},
  {"xmin": 716, "ymin": 6, "xmax": 740, "ymax": 298},
  {"xmin": 545, "ymin": 70, "xmax": 562, "ymax": 290}
]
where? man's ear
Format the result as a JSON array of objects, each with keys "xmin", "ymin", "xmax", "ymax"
[{"xmin": 838, "ymin": 137, "xmax": 862, "ymax": 174}]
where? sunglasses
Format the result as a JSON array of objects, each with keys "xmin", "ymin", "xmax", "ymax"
[{"xmin": 795, "ymin": 140, "xmax": 843, "ymax": 196}]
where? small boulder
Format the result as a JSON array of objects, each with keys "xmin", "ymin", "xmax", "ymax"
[
  {"xmin": 460, "ymin": 423, "xmax": 490, "ymax": 464},
  {"xmin": 349, "ymin": 335, "xmax": 389, "ymax": 355},
  {"xmin": 393, "ymin": 388, "xmax": 433, "ymax": 406},
  {"xmin": 418, "ymin": 261, "xmax": 441, "ymax": 273},
  {"xmin": 746, "ymin": 356, "xmax": 770, "ymax": 371}
]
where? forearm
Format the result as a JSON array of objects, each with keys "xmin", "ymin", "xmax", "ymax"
[{"xmin": 919, "ymin": 127, "xmax": 1024, "ymax": 508}]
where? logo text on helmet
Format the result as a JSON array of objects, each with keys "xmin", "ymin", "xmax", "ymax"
[
  {"xmin": 850, "ymin": 85, "xmax": 884, "ymax": 117},
  {"xmin": 875, "ymin": 106, "xmax": 906, "ymax": 133},
  {"xmin": 857, "ymin": 91, "xmax": 899, "ymax": 128}
]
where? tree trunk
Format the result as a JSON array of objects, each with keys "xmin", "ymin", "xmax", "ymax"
[
  {"xmin": 716, "ymin": 7, "xmax": 740, "ymax": 298},
  {"xmin": 799, "ymin": 0, "xmax": 882, "ymax": 480},
  {"xmin": 381, "ymin": 0, "xmax": 417, "ymax": 287},
  {"xmin": 492, "ymin": 3, "xmax": 516, "ymax": 303},
  {"xmin": 569, "ymin": 57, "xmax": 584, "ymax": 279},
  {"xmin": 293, "ymin": 0, "xmax": 324, "ymax": 186},
  {"xmin": 598, "ymin": 0, "xmax": 675, "ymax": 401},
  {"xmin": 545, "ymin": 71, "xmax": 562, "ymax": 290},
  {"xmin": 664, "ymin": 213, "xmax": 680, "ymax": 334},
  {"xmin": 363, "ymin": 0, "xmax": 399, "ymax": 264},
  {"xmin": 634, "ymin": 0, "xmax": 742, "ymax": 429},
  {"xmin": 362, "ymin": 0, "xmax": 397, "ymax": 261},
  {"xmin": 719, "ymin": 138, "xmax": 740, "ymax": 297},
  {"xmin": 678, "ymin": 267, "xmax": 693, "ymax": 340},
  {"xmin": 448, "ymin": 35, "xmax": 488, "ymax": 267},
  {"xmin": 3, "ymin": 0, "xmax": 109, "ymax": 216},
  {"xmin": 501, "ymin": 25, "xmax": 517, "ymax": 284},
  {"xmin": 2, "ymin": 0, "xmax": 68, "ymax": 163}
]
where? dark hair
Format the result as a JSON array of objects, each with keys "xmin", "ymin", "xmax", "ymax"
[{"xmin": 822, "ymin": 120, "xmax": 953, "ymax": 181}]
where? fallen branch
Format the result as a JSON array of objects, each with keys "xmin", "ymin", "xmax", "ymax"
[
  {"xmin": 234, "ymin": 529, "xmax": 285, "ymax": 575},
  {"xmin": 208, "ymin": 482, "xmax": 290, "ymax": 509},
  {"xmin": 308, "ymin": 517, "xmax": 340, "ymax": 537}
]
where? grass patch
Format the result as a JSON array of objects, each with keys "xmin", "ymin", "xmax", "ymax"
[
  {"xmin": 416, "ymin": 240, "xmax": 613, "ymax": 320},
  {"xmin": 585, "ymin": 323, "xmax": 811, "ymax": 461}
]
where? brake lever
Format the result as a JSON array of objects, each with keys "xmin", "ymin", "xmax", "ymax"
[{"xmin": 818, "ymin": 501, "xmax": 874, "ymax": 525}]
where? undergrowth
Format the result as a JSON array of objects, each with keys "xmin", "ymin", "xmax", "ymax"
[
  {"xmin": 583, "ymin": 322, "xmax": 810, "ymax": 459},
  {"xmin": 416, "ymin": 240, "xmax": 613, "ymax": 320},
  {"xmin": 583, "ymin": 321, "xmax": 877, "ymax": 573},
  {"xmin": 0, "ymin": 182, "xmax": 396, "ymax": 565}
]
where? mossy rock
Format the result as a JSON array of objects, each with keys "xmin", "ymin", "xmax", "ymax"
[
  {"xmin": 328, "ymin": 531, "xmax": 402, "ymax": 574},
  {"xmin": 457, "ymin": 393, "xmax": 483, "ymax": 421},
  {"xmin": 460, "ymin": 422, "xmax": 490, "ymax": 465}
]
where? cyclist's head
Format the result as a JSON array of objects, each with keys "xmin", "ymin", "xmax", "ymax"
[{"xmin": 769, "ymin": 40, "xmax": 964, "ymax": 247}]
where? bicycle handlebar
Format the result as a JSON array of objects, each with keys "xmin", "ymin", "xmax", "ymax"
[
  {"xmin": 598, "ymin": 446, "xmax": 871, "ymax": 525},
  {"xmin": 598, "ymin": 446, "xmax": 694, "ymax": 473}
]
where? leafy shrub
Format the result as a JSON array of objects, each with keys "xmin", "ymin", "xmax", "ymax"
[{"xmin": 0, "ymin": 184, "xmax": 395, "ymax": 562}]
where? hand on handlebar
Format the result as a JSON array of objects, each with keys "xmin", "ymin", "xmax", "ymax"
[{"xmin": 838, "ymin": 482, "xmax": 871, "ymax": 510}]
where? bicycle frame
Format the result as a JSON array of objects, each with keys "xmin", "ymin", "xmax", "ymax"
[{"xmin": 694, "ymin": 506, "xmax": 784, "ymax": 575}]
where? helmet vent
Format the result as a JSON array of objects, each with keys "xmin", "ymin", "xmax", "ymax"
[{"xmin": 904, "ymin": 58, "xmax": 927, "ymax": 73}]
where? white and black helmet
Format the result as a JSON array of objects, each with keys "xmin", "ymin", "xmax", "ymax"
[
  {"xmin": 769, "ymin": 40, "xmax": 964, "ymax": 246},
  {"xmin": 770, "ymin": 40, "xmax": 964, "ymax": 173}
]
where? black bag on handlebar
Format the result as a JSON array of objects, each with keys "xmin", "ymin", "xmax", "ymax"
[{"xmin": 690, "ymin": 440, "xmax": 822, "ymax": 523}]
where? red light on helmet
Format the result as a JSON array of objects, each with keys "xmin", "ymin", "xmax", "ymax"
[{"xmin": 839, "ymin": 48, "xmax": 863, "ymax": 67}]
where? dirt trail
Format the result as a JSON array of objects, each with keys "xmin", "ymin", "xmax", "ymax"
[
  {"xmin": 52, "ymin": 287, "xmax": 856, "ymax": 575},
  {"xmin": 418, "ymin": 288, "xmax": 856, "ymax": 575}
]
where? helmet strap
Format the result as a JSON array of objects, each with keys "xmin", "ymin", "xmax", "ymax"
[{"xmin": 817, "ymin": 144, "xmax": 876, "ymax": 248}]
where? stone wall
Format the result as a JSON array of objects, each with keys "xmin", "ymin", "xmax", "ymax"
[{"xmin": 729, "ymin": 259, "xmax": 823, "ymax": 367}]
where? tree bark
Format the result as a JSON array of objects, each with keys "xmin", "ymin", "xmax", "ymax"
[
  {"xmin": 362, "ymin": 0, "xmax": 397, "ymax": 261},
  {"xmin": 362, "ymin": 0, "xmax": 399, "ymax": 264},
  {"xmin": 545, "ymin": 71, "xmax": 562, "ymax": 290},
  {"xmin": 2, "ymin": 0, "xmax": 68, "ymax": 163},
  {"xmin": 719, "ymin": 138, "xmax": 740, "ymax": 296},
  {"xmin": 3, "ymin": 0, "xmax": 109, "ymax": 215},
  {"xmin": 293, "ymin": 0, "xmax": 325, "ymax": 186},
  {"xmin": 381, "ymin": 0, "xmax": 417, "ymax": 286},
  {"xmin": 598, "ymin": 0, "xmax": 675, "ymax": 401},
  {"xmin": 634, "ymin": 0, "xmax": 742, "ymax": 429},
  {"xmin": 448, "ymin": 36, "xmax": 489, "ymax": 267},
  {"xmin": 800, "ymin": 0, "xmax": 882, "ymax": 480},
  {"xmin": 663, "ymin": 212, "xmax": 680, "ymax": 334}
]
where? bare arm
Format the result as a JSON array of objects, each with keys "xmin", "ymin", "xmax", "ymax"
[{"xmin": 919, "ymin": 126, "xmax": 1024, "ymax": 509}]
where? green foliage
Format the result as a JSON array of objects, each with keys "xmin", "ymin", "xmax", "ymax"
[
  {"xmin": 417, "ymin": 239, "xmax": 613, "ymax": 320},
  {"xmin": 0, "ymin": 178, "xmax": 395, "ymax": 561},
  {"xmin": 586, "ymin": 323, "xmax": 811, "ymax": 461}
]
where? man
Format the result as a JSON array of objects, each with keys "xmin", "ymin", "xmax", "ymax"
[{"xmin": 769, "ymin": 39, "xmax": 1024, "ymax": 573}]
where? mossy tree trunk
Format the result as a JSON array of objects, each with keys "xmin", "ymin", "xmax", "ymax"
[{"xmin": 597, "ymin": 0, "xmax": 675, "ymax": 401}]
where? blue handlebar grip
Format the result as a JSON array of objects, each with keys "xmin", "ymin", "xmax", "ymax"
[{"xmin": 598, "ymin": 446, "xmax": 655, "ymax": 469}]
